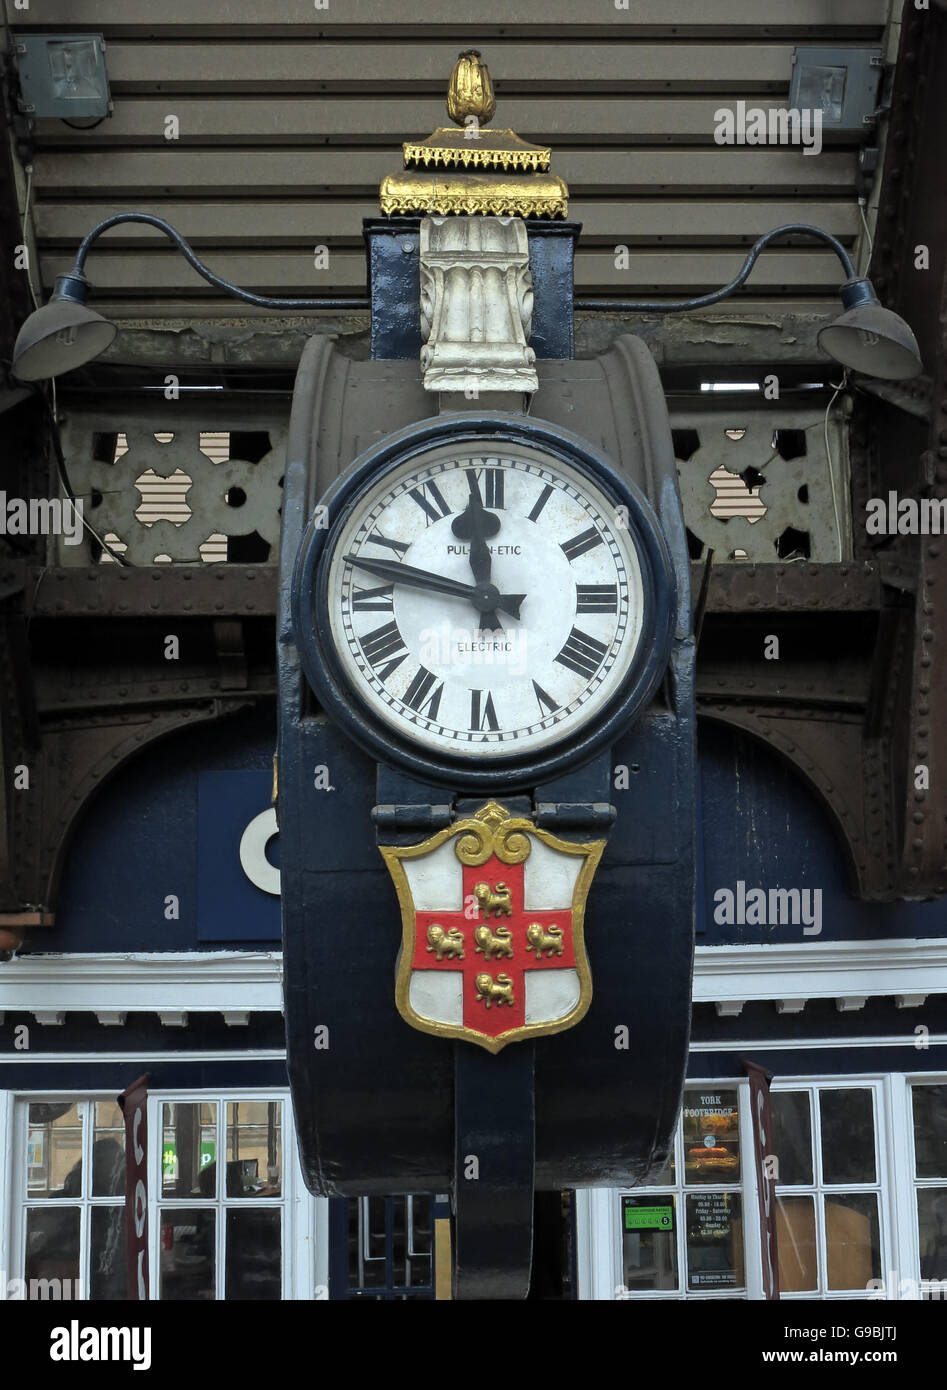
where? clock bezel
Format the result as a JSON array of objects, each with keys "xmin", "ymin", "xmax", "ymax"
[{"xmin": 291, "ymin": 412, "xmax": 676, "ymax": 790}]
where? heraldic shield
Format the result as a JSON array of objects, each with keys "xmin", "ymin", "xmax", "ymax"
[{"xmin": 380, "ymin": 801, "xmax": 605, "ymax": 1054}]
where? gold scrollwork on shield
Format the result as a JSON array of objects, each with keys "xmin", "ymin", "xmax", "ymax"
[{"xmin": 454, "ymin": 801, "xmax": 532, "ymax": 867}]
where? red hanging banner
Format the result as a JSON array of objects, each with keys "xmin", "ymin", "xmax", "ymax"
[
  {"xmin": 118, "ymin": 1073, "xmax": 150, "ymax": 1301},
  {"xmin": 743, "ymin": 1060, "xmax": 780, "ymax": 1299}
]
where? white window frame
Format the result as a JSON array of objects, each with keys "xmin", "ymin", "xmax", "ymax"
[
  {"xmin": 3, "ymin": 1087, "xmax": 328, "ymax": 1301},
  {"xmin": 889, "ymin": 1072, "xmax": 947, "ymax": 1299},
  {"xmin": 578, "ymin": 1076, "xmax": 762, "ymax": 1301},
  {"xmin": 771, "ymin": 1075, "xmax": 891, "ymax": 1300},
  {"xmin": 576, "ymin": 1069, "xmax": 933, "ymax": 1302},
  {"xmin": 10, "ymin": 1094, "xmax": 125, "ymax": 1300}
]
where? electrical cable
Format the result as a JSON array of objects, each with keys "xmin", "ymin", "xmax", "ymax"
[
  {"xmin": 39, "ymin": 382, "xmax": 133, "ymax": 566},
  {"xmin": 20, "ymin": 163, "xmax": 40, "ymax": 311},
  {"xmin": 858, "ymin": 202, "xmax": 874, "ymax": 277},
  {"xmin": 823, "ymin": 376, "xmax": 848, "ymax": 562}
]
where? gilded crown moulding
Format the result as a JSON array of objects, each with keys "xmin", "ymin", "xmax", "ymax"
[
  {"xmin": 379, "ymin": 173, "xmax": 568, "ymax": 220},
  {"xmin": 378, "ymin": 50, "xmax": 568, "ymax": 219}
]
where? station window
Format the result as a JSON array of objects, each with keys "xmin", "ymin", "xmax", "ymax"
[
  {"xmin": 10, "ymin": 1091, "xmax": 308, "ymax": 1300},
  {"xmin": 158, "ymin": 1098, "xmax": 285, "ymax": 1300},
  {"xmin": 910, "ymin": 1082, "xmax": 947, "ymax": 1296},
  {"xmin": 771, "ymin": 1083, "xmax": 884, "ymax": 1297},
  {"xmin": 619, "ymin": 1086, "xmax": 746, "ymax": 1298},
  {"xmin": 20, "ymin": 1099, "xmax": 126, "ymax": 1299}
]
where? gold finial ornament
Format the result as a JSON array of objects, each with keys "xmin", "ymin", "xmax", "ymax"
[
  {"xmin": 447, "ymin": 50, "xmax": 496, "ymax": 127},
  {"xmin": 378, "ymin": 51, "xmax": 567, "ymax": 218}
]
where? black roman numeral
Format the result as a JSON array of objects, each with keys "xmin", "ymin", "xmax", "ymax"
[
  {"xmin": 555, "ymin": 627, "xmax": 609, "ymax": 679},
  {"xmin": 465, "ymin": 465, "xmax": 505, "ymax": 509},
  {"xmin": 367, "ymin": 530, "xmax": 409, "ymax": 555},
  {"xmin": 360, "ymin": 620, "xmax": 408, "ymax": 682},
  {"xmin": 532, "ymin": 680, "xmax": 560, "ymax": 716},
  {"xmin": 560, "ymin": 527, "xmax": 603, "ymax": 562},
  {"xmin": 527, "ymin": 483, "xmax": 554, "ymax": 523},
  {"xmin": 408, "ymin": 479, "xmax": 452, "ymax": 525},
  {"xmin": 576, "ymin": 584, "xmax": 618, "ymax": 613},
  {"xmin": 403, "ymin": 667, "xmax": 444, "ymax": 721},
  {"xmin": 469, "ymin": 689, "xmax": 499, "ymax": 732},
  {"xmin": 352, "ymin": 583, "xmax": 394, "ymax": 612}
]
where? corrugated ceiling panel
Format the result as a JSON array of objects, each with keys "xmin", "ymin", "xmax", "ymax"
[{"xmin": 6, "ymin": 2, "xmax": 887, "ymax": 313}]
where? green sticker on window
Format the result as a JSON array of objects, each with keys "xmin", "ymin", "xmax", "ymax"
[{"xmin": 622, "ymin": 1199, "xmax": 674, "ymax": 1231}]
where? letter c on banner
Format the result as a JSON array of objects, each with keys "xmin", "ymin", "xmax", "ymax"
[
  {"xmin": 240, "ymin": 808, "xmax": 281, "ymax": 895},
  {"xmin": 133, "ymin": 1106, "xmax": 144, "ymax": 1165}
]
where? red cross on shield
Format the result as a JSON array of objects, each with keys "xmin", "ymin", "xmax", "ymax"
[{"xmin": 381, "ymin": 801, "xmax": 605, "ymax": 1053}]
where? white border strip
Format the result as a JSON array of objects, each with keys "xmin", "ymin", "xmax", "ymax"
[
  {"xmin": 694, "ymin": 937, "xmax": 947, "ymax": 1006},
  {"xmin": 1, "ymin": 938, "xmax": 946, "ymax": 1017},
  {"xmin": 690, "ymin": 1033, "xmax": 947, "ymax": 1052},
  {"xmin": 0, "ymin": 951, "xmax": 283, "ymax": 1013},
  {"xmin": 0, "ymin": 1048, "xmax": 286, "ymax": 1064}
]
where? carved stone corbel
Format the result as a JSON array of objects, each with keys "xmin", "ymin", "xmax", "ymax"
[{"xmin": 419, "ymin": 215, "xmax": 538, "ymax": 395}]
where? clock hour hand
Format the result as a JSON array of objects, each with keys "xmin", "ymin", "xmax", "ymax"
[
  {"xmin": 451, "ymin": 474, "xmax": 503, "ymax": 626},
  {"xmin": 343, "ymin": 553, "xmax": 525, "ymax": 621}
]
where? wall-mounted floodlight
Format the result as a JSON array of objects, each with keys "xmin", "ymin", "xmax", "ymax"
[
  {"xmin": 789, "ymin": 47, "xmax": 883, "ymax": 132},
  {"xmin": 577, "ymin": 223, "xmax": 923, "ymax": 381},
  {"xmin": 12, "ymin": 217, "xmax": 923, "ymax": 383},
  {"xmin": 11, "ymin": 213, "xmax": 367, "ymax": 381},
  {"xmin": 15, "ymin": 34, "xmax": 112, "ymax": 120}
]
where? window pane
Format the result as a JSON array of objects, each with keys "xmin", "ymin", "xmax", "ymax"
[
  {"xmin": 825, "ymin": 1193, "xmax": 880, "ymax": 1290},
  {"xmin": 159, "ymin": 1209, "xmax": 216, "ymax": 1300},
  {"xmin": 776, "ymin": 1195, "xmax": 818, "ymax": 1292},
  {"xmin": 685, "ymin": 1193, "xmax": 744, "ymax": 1291},
  {"xmin": 820, "ymin": 1089, "xmax": 876, "ymax": 1185},
  {"xmin": 225, "ymin": 1209, "xmax": 281, "ymax": 1299},
  {"xmin": 771, "ymin": 1090, "xmax": 813, "ymax": 1186},
  {"xmin": 26, "ymin": 1102, "xmax": 83, "ymax": 1197},
  {"xmin": 917, "ymin": 1188, "xmax": 947, "ymax": 1283},
  {"xmin": 681, "ymin": 1089, "xmax": 740, "ymax": 1185},
  {"xmin": 25, "ymin": 1207, "xmax": 80, "ymax": 1296},
  {"xmin": 90, "ymin": 1206, "xmax": 127, "ymax": 1299},
  {"xmin": 93, "ymin": 1101, "xmax": 125, "ymax": 1197},
  {"xmin": 161, "ymin": 1103, "xmax": 218, "ymax": 1198},
  {"xmin": 621, "ymin": 1195, "xmax": 678, "ymax": 1292},
  {"xmin": 913, "ymin": 1086, "xmax": 947, "ymax": 1180},
  {"xmin": 225, "ymin": 1101, "xmax": 281, "ymax": 1197}
]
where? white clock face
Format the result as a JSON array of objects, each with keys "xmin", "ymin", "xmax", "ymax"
[{"xmin": 324, "ymin": 442, "xmax": 647, "ymax": 760}]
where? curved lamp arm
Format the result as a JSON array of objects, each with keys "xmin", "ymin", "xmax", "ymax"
[
  {"xmin": 73, "ymin": 212, "xmax": 369, "ymax": 310},
  {"xmin": 13, "ymin": 215, "xmax": 921, "ymax": 382},
  {"xmin": 574, "ymin": 223, "xmax": 857, "ymax": 313}
]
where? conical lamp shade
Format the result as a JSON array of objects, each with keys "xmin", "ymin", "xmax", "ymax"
[
  {"xmin": 12, "ymin": 298, "xmax": 116, "ymax": 381},
  {"xmin": 818, "ymin": 302, "xmax": 922, "ymax": 381}
]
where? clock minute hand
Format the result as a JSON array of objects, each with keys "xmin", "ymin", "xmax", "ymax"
[{"xmin": 343, "ymin": 553, "xmax": 525, "ymax": 621}]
